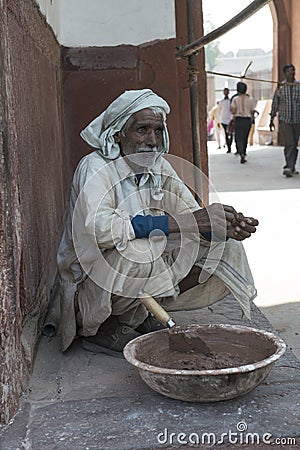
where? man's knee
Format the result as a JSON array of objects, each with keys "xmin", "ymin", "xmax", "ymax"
[
  {"xmin": 162, "ymin": 275, "xmax": 230, "ymax": 312},
  {"xmin": 179, "ymin": 266, "xmax": 202, "ymax": 294}
]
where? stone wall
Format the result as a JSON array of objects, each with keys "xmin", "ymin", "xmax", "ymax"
[{"xmin": 0, "ymin": 0, "xmax": 65, "ymax": 423}]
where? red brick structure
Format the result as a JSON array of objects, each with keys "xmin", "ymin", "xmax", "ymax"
[{"xmin": 0, "ymin": 0, "xmax": 65, "ymax": 423}]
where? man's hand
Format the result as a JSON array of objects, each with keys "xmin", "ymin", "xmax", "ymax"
[
  {"xmin": 168, "ymin": 203, "xmax": 259, "ymax": 241},
  {"xmin": 193, "ymin": 204, "xmax": 258, "ymax": 241},
  {"xmin": 226, "ymin": 211, "xmax": 259, "ymax": 241},
  {"xmin": 200, "ymin": 203, "xmax": 258, "ymax": 241},
  {"xmin": 193, "ymin": 203, "xmax": 233, "ymax": 239},
  {"xmin": 269, "ymin": 118, "xmax": 275, "ymax": 132}
]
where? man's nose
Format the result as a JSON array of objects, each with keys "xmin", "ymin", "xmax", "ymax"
[{"xmin": 145, "ymin": 130, "xmax": 157, "ymax": 147}]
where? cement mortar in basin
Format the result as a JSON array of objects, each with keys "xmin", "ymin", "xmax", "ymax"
[{"xmin": 123, "ymin": 324, "xmax": 286, "ymax": 402}]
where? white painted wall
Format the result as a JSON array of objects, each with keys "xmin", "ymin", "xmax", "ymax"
[
  {"xmin": 35, "ymin": 0, "xmax": 61, "ymax": 39},
  {"xmin": 35, "ymin": 0, "xmax": 176, "ymax": 47}
]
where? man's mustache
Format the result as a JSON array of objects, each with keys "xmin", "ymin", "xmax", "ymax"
[{"xmin": 135, "ymin": 146, "xmax": 161, "ymax": 153}]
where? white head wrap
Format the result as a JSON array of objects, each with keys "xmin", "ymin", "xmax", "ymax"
[{"xmin": 80, "ymin": 89, "xmax": 170, "ymax": 159}]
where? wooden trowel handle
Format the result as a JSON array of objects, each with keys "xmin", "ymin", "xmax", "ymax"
[{"xmin": 139, "ymin": 292, "xmax": 176, "ymax": 328}]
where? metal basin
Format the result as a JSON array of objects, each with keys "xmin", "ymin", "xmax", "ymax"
[{"xmin": 123, "ymin": 324, "xmax": 286, "ymax": 402}]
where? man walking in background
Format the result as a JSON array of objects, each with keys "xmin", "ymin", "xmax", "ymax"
[
  {"xmin": 269, "ymin": 64, "xmax": 300, "ymax": 177},
  {"xmin": 230, "ymin": 82, "xmax": 256, "ymax": 164},
  {"xmin": 219, "ymin": 88, "xmax": 233, "ymax": 153}
]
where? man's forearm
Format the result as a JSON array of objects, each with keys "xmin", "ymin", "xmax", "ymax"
[
  {"xmin": 270, "ymin": 94, "xmax": 278, "ymax": 120},
  {"xmin": 168, "ymin": 211, "xmax": 211, "ymax": 234},
  {"xmin": 131, "ymin": 212, "xmax": 211, "ymax": 239},
  {"xmin": 132, "ymin": 205, "xmax": 258, "ymax": 242}
]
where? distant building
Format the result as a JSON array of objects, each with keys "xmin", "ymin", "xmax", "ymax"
[{"xmin": 208, "ymin": 48, "xmax": 273, "ymax": 108}]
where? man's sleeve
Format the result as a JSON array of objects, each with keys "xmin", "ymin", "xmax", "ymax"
[
  {"xmin": 74, "ymin": 161, "xmax": 136, "ymax": 251},
  {"xmin": 270, "ymin": 90, "xmax": 279, "ymax": 119}
]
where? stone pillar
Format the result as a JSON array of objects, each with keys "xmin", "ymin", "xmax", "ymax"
[{"xmin": 0, "ymin": 1, "xmax": 28, "ymax": 423}]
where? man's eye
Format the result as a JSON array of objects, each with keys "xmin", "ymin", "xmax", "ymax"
[
  {"xmin": 155, "ymin": 128, "xmax": 163, "ymax": 135},
  {"xmin": 137, "ymin": 127, "xmax": 146, "ymax": 133}
]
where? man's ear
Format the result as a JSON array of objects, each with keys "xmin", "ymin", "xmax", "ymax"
[{"xmin": 114, "ymin": 132, "xmax": 121, "ymax": 143}]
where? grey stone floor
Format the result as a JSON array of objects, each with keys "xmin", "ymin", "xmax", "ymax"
[{"xmin": 1, "ymin": 296, "xmax": 299, "ymax": 450}]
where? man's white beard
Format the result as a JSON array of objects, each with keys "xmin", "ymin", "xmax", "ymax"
[{"xmin": 123, "ymin": 146, "xmax": 164, "ymax": 169}]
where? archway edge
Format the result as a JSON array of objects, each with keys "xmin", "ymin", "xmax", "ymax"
[{"xmin": 270, "ymin": 0, "xmax": 291, "ymax": 83}]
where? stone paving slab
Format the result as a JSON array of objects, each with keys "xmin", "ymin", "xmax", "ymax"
[
  {"xmin": 3, "ymin": 382, "xmax": 300, "ymax": 450},
  {"xmin": 1, "ymin": 296, "xmax": 299, "ymax": 449}
]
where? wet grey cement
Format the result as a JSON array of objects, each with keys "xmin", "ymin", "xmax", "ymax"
[{"xmin": 1, "ymin": 296, "xmax": 300, "ymax": 450}]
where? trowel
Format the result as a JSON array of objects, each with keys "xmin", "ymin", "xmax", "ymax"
[{"xmin": 139, "ymin": 292, "xmax": 211, "ymax": 355}]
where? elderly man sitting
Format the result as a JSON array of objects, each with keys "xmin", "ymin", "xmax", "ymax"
[{"xmin": 57, "ymin": 89, "xmax": 258, "ymax": 357}]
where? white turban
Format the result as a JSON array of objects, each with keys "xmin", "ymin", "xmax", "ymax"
[{"xmin": 80, "ymin": 89, "xmax": 170, "ymax": 159}]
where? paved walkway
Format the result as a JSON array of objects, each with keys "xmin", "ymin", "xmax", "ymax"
[
  {"xmin": 1, "ymin": 143, "xmax": 300, "ymax": 449},
  {"xmin": 208, "ymin": 142, "xmax": 300, "ymax": 358}
]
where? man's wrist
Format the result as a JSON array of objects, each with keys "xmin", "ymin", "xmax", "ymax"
[
  {"xmin": 168, "ymin": 215, "xmax": 180, "ymax": 233},
  {"xmin": 168, "ymin": 210, "xmax": 212, "ymax": 235},
  {"xmin": 201, "ymin": 231, "xmax": 228, "ymax": 242}
]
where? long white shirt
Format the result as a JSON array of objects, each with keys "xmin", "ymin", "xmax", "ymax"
[
  {"xmin": 218, "ymin": 98, "xmax": 232, "ymax": 125},
  {"xmin": 231, "ymin": 94, "xmax": 256, "ymax": 118},
  {"xmin": 56, "ymin": 151, "xmax": 256, "ymax": 350}
]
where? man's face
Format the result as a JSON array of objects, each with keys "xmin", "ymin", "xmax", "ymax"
[
  {"xmin": 284, "ymin": 66, "xmax": 295, "ymax": 83},
  {"xmin": 117, "ymin": 109, "xmax": 164, "ymax": 170},
  {"xmin": 223, "ymin": 88, "xmax": 229, "ymax": 98}
]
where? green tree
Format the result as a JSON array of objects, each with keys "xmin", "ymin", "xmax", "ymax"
[{"xmin": 204, "ymin": 21, "xmax": 221, "ymax": 71}]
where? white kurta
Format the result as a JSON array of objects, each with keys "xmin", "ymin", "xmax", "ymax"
[{"xmin": 57, "ymin": 151, "xmax": 256, "ymax": 350}]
